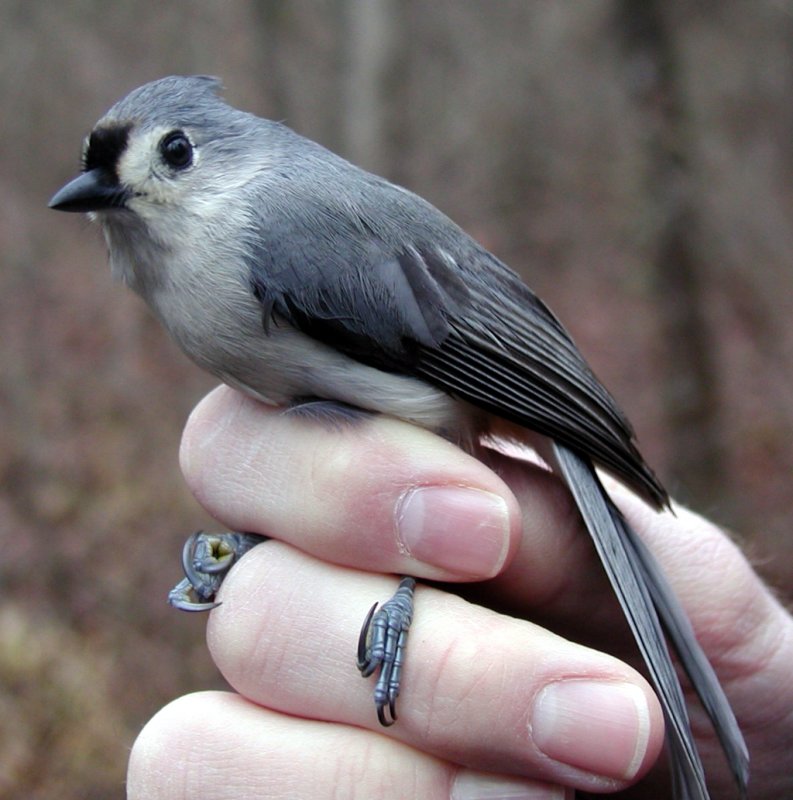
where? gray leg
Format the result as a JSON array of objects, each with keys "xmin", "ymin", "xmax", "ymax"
[{"xmin": 357, "ymin": 576, "xmax": 417, "ymax": 726}]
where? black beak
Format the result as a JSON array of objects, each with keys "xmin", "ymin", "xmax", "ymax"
[{"xmin": 48, "ymin": 169, "xmax": 130, "ymax": 213}]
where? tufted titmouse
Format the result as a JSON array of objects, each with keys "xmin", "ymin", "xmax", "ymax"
[{"xmin": 50, "ymin": 76, "xmax": 747, "ymax": 798}]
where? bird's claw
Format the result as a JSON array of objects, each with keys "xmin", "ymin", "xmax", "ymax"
[
  {"xmin": 167, "ymin": 531, "xmax": 267, "ymax": 611},
  {"xmin": 357, "ymin": 576, "xmax": 416, "ymax": 726}
]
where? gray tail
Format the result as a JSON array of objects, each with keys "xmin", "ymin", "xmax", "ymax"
[{"xmin": 552, "ymin": 442, "xmax": 749, "ymax": 800}]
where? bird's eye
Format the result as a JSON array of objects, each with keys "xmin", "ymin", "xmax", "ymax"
[{"xmin": 159, "ymin": 131, "xmax": 193, "ymax": 170}]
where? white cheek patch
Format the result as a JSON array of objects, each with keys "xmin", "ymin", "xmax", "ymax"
[
  {"xmin": 116, "ymin": 128, "xmax": 164, "ymax": 189},
  {"xmin": 116, "ymin": 127, "xmax": 199, "ymax": 206}
]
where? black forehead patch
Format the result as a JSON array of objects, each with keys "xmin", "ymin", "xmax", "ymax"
[{"xmin": 82, "ymin": 123, "xmax": 133, "ymax": 177}]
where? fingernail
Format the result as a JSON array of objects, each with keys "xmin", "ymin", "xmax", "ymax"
[
  {"xmin": 452, "ymin": 770, "xmax": 569, "ymax": 800},
  {"xmin": 531, "ymin": 681, "xmax": 650, "ymax": 781},
  {"xmin": 396, "ymin": 487, "xmax": 510, "ymax": 577}
]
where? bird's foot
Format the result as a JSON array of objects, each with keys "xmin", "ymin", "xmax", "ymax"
[
  {"xmin": 168, "ymin": 530, "xmax": 267, "ymax": 611},
  {"xmin": 357, "ymin": 576, "xmax": 416, "ymax": 726}
]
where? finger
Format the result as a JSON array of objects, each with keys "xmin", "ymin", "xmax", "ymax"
[
  {"xmin": 473, "ymin": 448, "xmax": 615, "ymax": 623},
  {"xmin": 605, "ymin": 479, "xmax": 787, "ymax": 669},
  {"xmin": 204, "ymin": 542, "xmax": 665, "ymax": 792},
  {"xmin": 127, "ymin": 691, "xmax": 573, "ymax": 800},
  {"xmin": 179, "ymin": 386, "xmax": 599, "ymax": 600},
  {"xmin": 603, "ymin": 480, "xmax": 793, "ymax": 796}
]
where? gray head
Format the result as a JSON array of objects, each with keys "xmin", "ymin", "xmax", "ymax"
[
  {"xmin": 48, "ymin": 76, "xmax": 281, "ymax": 223},
  {"xmin": 48, "ymin": 76, "xmax": 451, "ymax": 290},
  {"xmin": 48, "ymin": 75, "xmax": 309, "ymax": 297}
]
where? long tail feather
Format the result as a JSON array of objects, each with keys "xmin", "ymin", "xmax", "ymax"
[
  {"xmin": 612, "ymin": 504, "xmax": 749, "ymax": 796},
  {"xmin": 553, "ymin": 442, "xmax": 716, "ymax": 799}
]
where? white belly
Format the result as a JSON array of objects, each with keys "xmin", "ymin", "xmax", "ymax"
[{"xmin": 150, "ymin": 264, "xmax": 462, "ymax": 433}]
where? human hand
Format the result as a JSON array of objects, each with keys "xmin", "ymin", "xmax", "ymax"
[{"xmin": 127, "ymin": 386, "xmax": 792, "ymax": 799}]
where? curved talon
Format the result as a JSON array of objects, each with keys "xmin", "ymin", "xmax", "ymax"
[
  {"xmin": 180, "ymin": 532, "xmax": 212, "ymax": 593},
  {"xmin": 167, "ymin": 578, "xmax": 221, "ymax": 612},
  {"xmin": 378, "ymin": 698, "xmax": 397, "ymax": 727},
  {"xmin": 357, "ymin": 602, "xmax": 379, "ymax": 675}
]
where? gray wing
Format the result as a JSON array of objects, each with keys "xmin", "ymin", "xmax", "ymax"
[
  {"xmin": 415, "ymin": 250, "xmax": 667, "ymax": 507},
  {"xmin": 245, "ymin": 179, "xmax": 666, "ymax": 507}
]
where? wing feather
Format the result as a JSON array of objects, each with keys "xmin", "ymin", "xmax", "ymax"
[{"xmin": 245, "ymin": 173, "xmax": 666, "ymax": 506}]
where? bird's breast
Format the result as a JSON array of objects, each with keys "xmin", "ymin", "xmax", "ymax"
[{"xmin": 142, "ymin": 254, "xmax": 464, "ymax": 436}]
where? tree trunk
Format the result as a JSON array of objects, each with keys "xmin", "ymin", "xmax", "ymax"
[{"xmin": 615, "ymin": 0, "xmax": 724, "ymax": 509}]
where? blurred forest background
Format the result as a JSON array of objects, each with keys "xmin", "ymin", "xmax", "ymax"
[{"xmin": 2, "ymin": 1, "xmax": 793, "ymax": 797}]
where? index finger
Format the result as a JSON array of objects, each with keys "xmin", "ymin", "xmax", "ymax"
[{"xmin": 180, "ymin": 386, "xmax": 530, "ymax": 580}]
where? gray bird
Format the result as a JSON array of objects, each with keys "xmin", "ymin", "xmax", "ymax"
[{"xmin": 49, "ymin": 75, "xmax": 747, "ymax": 799}]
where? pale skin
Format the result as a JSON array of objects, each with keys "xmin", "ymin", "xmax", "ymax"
[{"xmin": 127, "ymin": 386, "xmax": 793, "ymax": 799}]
